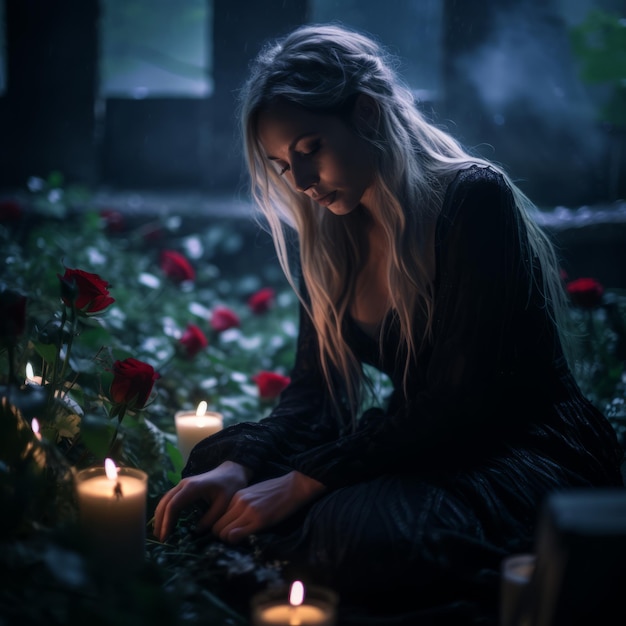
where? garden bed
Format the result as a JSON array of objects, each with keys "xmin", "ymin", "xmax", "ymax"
[{"xmin": 1, "ymin": 177, "xmax": 625, "ymax": 624}]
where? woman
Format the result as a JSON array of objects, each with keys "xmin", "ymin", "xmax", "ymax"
[{"xmin": 154, "ymin": 24, "xmax": 623, "ymax": 624}]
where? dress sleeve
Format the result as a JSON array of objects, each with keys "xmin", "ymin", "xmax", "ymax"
[
  {"xmin": 183, "ymin": 285, "xmax": 345, "ymax": 481},
  {"xmin": 288, "ymin": 166, "xmax": 562, "ymax": 488}
]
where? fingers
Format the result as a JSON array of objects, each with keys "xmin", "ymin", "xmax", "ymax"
[
  {"xmin": 214, "ymin": 504, "xmax": 257, "ymax": 543},
  {"xmin": 221, "ymin": 522, "xmax": 256, "ymax": 545},
  {"xmin": 153, "ymin": 471, "xmax": 267, "ymax": 545},
  {"xmin": 195, "ymin": 491, "xmax": 228, "ymax": 534},
  {"xmin": 153, "ymin": 481, "xmax": 184, "ymax": 541},
  {"xmin": 153, "ymin": 478, "xmax": 204, "ymax": 542},
  {"xmin": 212, "ymin": 496, "xmax": 261, "ymax": 544}
]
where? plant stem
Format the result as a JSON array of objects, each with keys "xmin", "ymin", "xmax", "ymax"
[
  {"xmin": 45, "ymin": 307, "xmax": 68, "ymax": 417},
  {"xmin": 57, "ymin": 304, "xmax": 78, "ymax": 392},
  {"xmin": 108, "ymin": 404, "xmax": 127, "ymax": 453}
]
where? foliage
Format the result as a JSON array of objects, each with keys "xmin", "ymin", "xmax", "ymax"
[
  {"xmin": 1, "ymin": 174, "xmax": 625, "ymax": 623},
  {"xmin": 0, "ymin": 177, "xmax": 299, "ymax": 624},
  {"xmin": 1, "ymin": 176, "xmax": 299, "ymax": 496},
  {"xmin": 569, "ymin": 9, "xmax": 626, "ymax": 127},
  {"xmin": 568, "ymin": 289, "xmax": 626, "ymax": 445}
]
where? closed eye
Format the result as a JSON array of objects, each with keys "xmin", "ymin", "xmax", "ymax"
[
  {"xmin": 269, "ymin": 139, "xmax": 320, "ymax": 177},
  {"xmin": 297, "ymin": 140, "xmax": 320, "ymax": 157}
]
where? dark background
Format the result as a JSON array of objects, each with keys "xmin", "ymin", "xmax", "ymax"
[{"xmin": 1, "ymin": 0, "xmax": 625, "ymax": 285}]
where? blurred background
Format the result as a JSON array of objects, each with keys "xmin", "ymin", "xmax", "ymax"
[{"xmin": 0, "ymin": 0, "xmax": 625, "ymax": 285}]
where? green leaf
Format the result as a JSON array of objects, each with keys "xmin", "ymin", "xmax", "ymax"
[
  {"xmin": 33, "ymin": 341, "xmax": 59, "ymax": 367},
  {"xmin": 80, "ymin": 413, "xmax": 116, "ymax": 460},
  {"xmin": 165, "ymin": 440, "xmax": 184, "ymax": 484},
  {"xmin": 47, "ymin": 171, "xmax": 65, "ymax": 188},
  {"xmin": 569, "ymin": 9, "xmax": 626, "ymax": 125}
]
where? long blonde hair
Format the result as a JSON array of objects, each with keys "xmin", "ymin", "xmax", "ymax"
[{"xmin": 238, "ymin": 24, "xmax": 569, "ymax": 422}]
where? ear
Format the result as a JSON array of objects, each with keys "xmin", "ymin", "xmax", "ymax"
[{"xmin": 352, "ymin": 94, "xmax": 379, "ymax": 133}]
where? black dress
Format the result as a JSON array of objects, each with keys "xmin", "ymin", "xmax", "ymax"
[{"xmin": 184, "ymin": 166, "xmax": 624, "ymax": 625}]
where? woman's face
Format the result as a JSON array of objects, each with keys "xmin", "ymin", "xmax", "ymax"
[{"xmin": 256, "ymin": 98, "xmax": 377, "ymax": 216}]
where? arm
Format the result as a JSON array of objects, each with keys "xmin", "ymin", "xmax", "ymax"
[
  {"xmin": 212, "ymin": 469, "xmax": 326, "ymax": 543},
  {"xmin": 156, "ymin": 291, "xmax": 337, "ymax": 541},
  {"xmin": 183, "ymin": 285, "xmax": 344, "ymax": 482},
  {"xmin": 288, "ymin": 167, "xmax": 561, "ymax": 487},
  {"xmin": 153, "ymin": 460, "xmax": 251, "ymax": 541}
]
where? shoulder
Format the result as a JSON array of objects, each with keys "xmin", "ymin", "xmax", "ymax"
[
  {"xmin": 439, "ymin": 165, "xmax": 514, "ymax": 226},
  {"xmin": 444, "ymin": 164, "xmax": 511, "ymax": 208},
  {"xmin": 435, "ymin": 165, "xmax": 520, "ymax": 250}
]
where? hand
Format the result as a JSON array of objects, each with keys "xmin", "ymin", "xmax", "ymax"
[
  {"xmin": 212, "ymin": 470, "xmax": 326, "ymax": 544},
  {"xmin": 153, "ymin": 461, "xmax": 251, "ymax": 542}
]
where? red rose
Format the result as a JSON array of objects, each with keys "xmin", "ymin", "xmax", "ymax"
[
  {"xmin": 0, "ymin": 288, "xmax": 27, "ymax": 344},
  {"xmin": 160, "ymin": 250, "xmax": 195, "ymax": 283},
  {"xmin": 179, "ymin": 323, "xmax": 208, "ymax": 358},
  {"xmin": 248, "ymin": 287, "xmax": 275, "ymax": 314},
  {"xmin": 252, "ymin": 371, "xmax": 291, "ymax": 399},
  {"xmin": 110, "ymin": 358, "xmax": 160, "ymax": 409},
  {"xmin": 566, "ymin": 277, "xmax": 604, "ymax": 309},
  {"xmin": 210, "ymin": 306, "xmax": 241, "ymax": 332},
  {"xmin": 0, "ymin": 199, "xmax": 22, "ymax": 221},
  {"xmin": 57, "ymin": 268, "xmax": 115, "ymax": 315}
]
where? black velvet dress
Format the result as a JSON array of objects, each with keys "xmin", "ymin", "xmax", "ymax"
[{"xmin": 184, "ymin": 166, "xmax": 624, "ymax": 624}]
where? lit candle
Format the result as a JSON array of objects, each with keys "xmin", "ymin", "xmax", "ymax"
[
  {"xmin": 500, "ymin": 553, "xmax": 536, "ymax": 626},
  {"xmin": 25, "ymin": 362, "xmax": 43, "ymax": 385},
  {"xmin": 175, "ymin": 401, "xmax": 223, "ymax": 461},
  {"xmin": 31, "ymin": 418, "xmax": 42, "ymax": 440},
  {"xmin": 75, "ymin": 458, "xmax": 148, "ymax": 570},
  {"xmin": 251, "ymin": 581, "xmax": 337, "ymax": 626}
]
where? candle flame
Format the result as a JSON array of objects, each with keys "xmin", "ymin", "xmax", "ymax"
[
  {"xmin": 104, "ymin": 457, "xmax": 118, "ymax": 481},
  {"xmin": 31, "ymin": 418, "xmax": 42, "ymax": 440},
  {"xmin": 195, "ymin": 401, "xmax": 208, "ymax": 418},
  {"xmin": 26, "ymin": 362, "xmax": 35, "ymax": 380},
  {"xmin": 289, "ymin": 580, "xmax": 304, "ymax": 607}
]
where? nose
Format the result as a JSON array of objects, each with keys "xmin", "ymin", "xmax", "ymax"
[{"xmin": 291, "ymin": 159, "xmax": 319, "ymax": 193}]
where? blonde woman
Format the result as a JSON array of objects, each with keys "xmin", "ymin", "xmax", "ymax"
[{"xmin": 155, "ymin": 24, "xmax": 623, "ymax": 624}]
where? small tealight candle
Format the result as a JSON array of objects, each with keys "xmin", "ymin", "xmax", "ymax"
[
  {"xmin": 251, "ymin": 581, "xmax": 337, "ymax": 626},
  {"xmin": 75, "ymin": 458, "xmax": 148, "ymax": 571},
  {"xmin": 24, "ymin": 365, "xmax": 83, "ymax": 417},
  {"xmin": 31, "ymin": 418, "xmax": 42, "ymax": 440},
  {"xmin": 175, "ymin": 401, "xmax": 223, "ymax": 461},
  {"xmin": 500, "ymin": 553, "xmax": 536, "ymax": 626},
  {"xmin": 25, "ymin": 362, "xmax": 43, "ymax": 386}
]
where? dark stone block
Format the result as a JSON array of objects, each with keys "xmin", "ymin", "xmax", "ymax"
[
  {"xmin": 100, "ymin": 98, "xmax": 214, "ymax": 189},
  {"xmin": 529, "ymin": 488, "xmax": 626, "ymax": 626}
]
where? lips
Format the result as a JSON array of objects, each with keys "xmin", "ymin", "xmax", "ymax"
[{"xmin": 316, "ymin": 191, "xmax": 336, "ymax": 207}]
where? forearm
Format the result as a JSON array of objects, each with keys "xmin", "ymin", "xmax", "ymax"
[
  {"xmin": 289, "ymin": 469, "xmax": 327, "ymax": 503},
  {"xmin": 219, "ymin": 459, "xmax": 253, "ymax": 487},
  {"xmin": 212, "ymin": 468, "xmax": 328, "ymax": 543}
]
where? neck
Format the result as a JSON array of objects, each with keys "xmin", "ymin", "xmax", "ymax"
[{"xmin": 363, "ymin": 211, "xmax": 389, "ymax": 259}]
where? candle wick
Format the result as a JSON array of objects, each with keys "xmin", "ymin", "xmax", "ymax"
[
  {"xmin": 289, "ymin": 605, "xmax": 301, "ymax": 626},
  {"xmin": 114, "ymin": 481, "xmax": 124, "ymax": 499}
]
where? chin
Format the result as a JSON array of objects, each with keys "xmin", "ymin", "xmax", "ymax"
[
  {"xmin": 327, "ymin": 207, "xmax": 357, "ymax": 217},
  {"xmin": 325, "ymin": 199, "xmax": 360, "ymax": 216}
]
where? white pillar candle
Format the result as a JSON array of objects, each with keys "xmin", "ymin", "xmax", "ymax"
[
  {"xmin": 251, "ymin": 581, "xmax": 337, "ymax": 626},
  {"xmin": 75, "ymin": 459, "xmax": 148, "ymax": 571},
  {"xmin": 175, "ymin": 401, "xmax": 223, "ymax": 461},
  {"xmin": 500, "ymin": 553, "xmax": 536, "ymax": 626}
]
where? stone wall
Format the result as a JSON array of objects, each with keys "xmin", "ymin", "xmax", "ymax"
[
  {"xmin": 1, "ymin": 0, "xmax": 624, "ymax": 208},
  {"xmin": 0, "ymin": 0, "xmax": 624, "ymax": 287}
]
